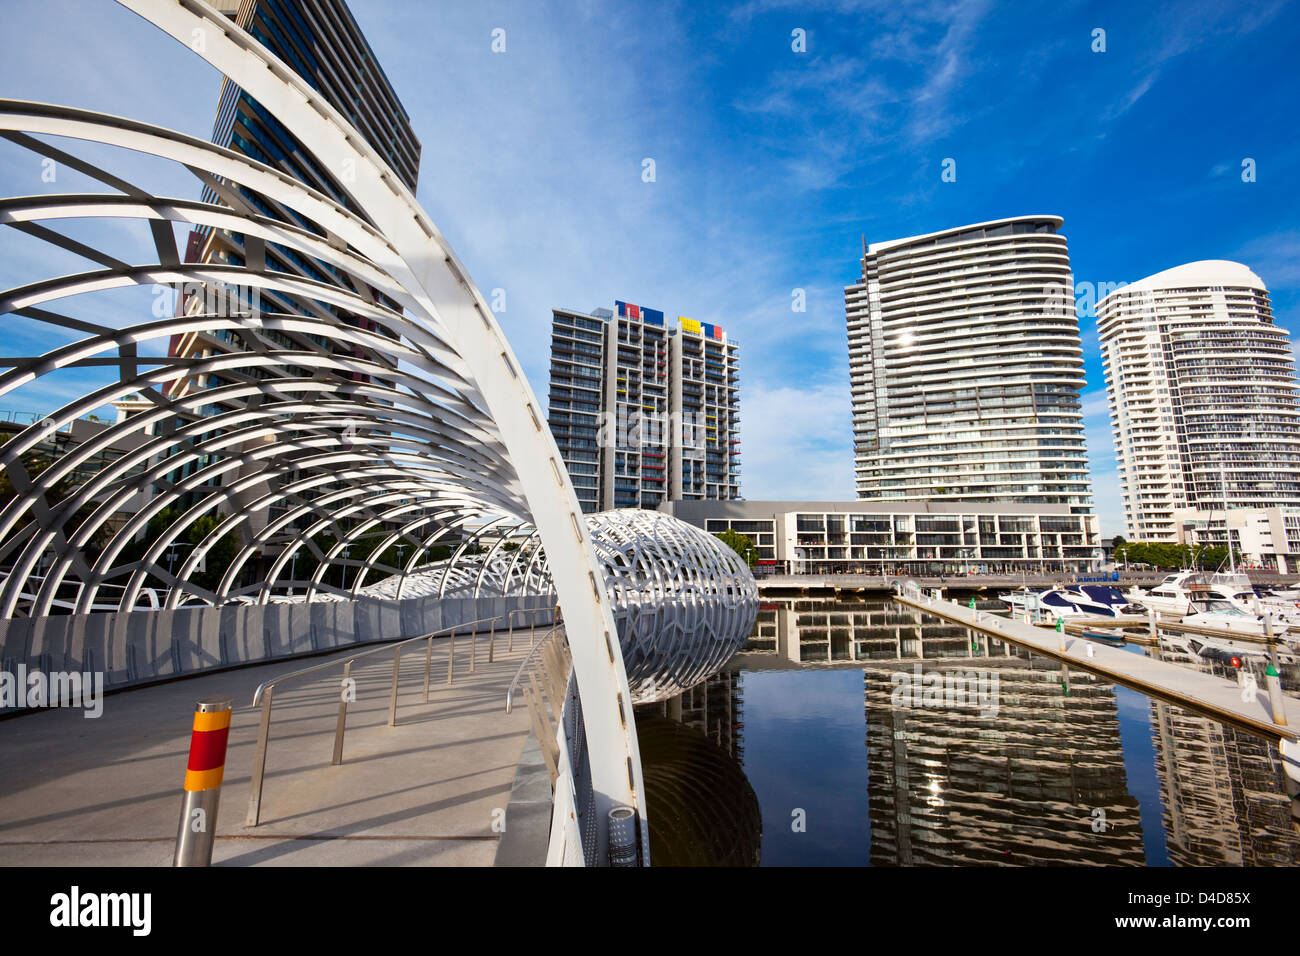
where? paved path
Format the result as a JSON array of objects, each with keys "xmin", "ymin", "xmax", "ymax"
[
  {"xmin": 896, "ymin": 594, "xmax": 1299, "ymax": 741},
  {"xmin": 0, "ymin": 628, "xmax": 544, "ymax": 866}
]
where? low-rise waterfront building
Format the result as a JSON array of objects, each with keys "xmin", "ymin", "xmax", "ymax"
[
  {"xmin": 661, "ymin": 499, "xmax": 1102, "ymax": 575},
  {"xmin": 1172, "ymin": 506, "xmax": 1300, "ymax": 573}
]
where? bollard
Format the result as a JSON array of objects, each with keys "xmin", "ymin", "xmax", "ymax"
[
  {"xmin": 174, "ymin": 697, "xmax": 232, "ymax": 867},
  {"xmin": 1262, "ymin": 612, "xmax": 1288, "ymax": 726},
  {"xmin": 1086, "ymin": 641, "xmax": 1094, "ymax": 659},
  {"xmin": 608, "ymin": 805, "xmax": 639, "ymax": 867},
  {"xmin": 1057, "ymin": 616, "xmax": 1066, "ymax": 651},
  {"xmin": 1147, "ymin": 608, "xmax": 1157, "ymax": 645}
]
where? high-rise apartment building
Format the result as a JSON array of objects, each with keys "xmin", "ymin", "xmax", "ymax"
[
  {"xmin": 160, "ymin": 0, "xmax": 421, "ymax": 533},
  {"xmin": 548, "ymin": 302, "xmax": 740, "ymax": 512},
  {"xmin": 845, "ymin": 216, "xmax": 1093, "ymax": 514},
  {"xmin": 169, "ymin": 0, "xmax": 421, "ymax": 403},
  {"xmin": 1097, "ymin": 260, "xmax": 1300, "ymax": 541}
]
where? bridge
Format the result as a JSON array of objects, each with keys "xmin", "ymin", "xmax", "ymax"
[{"xmin": 0, "ymin": 0, "xmax": 756, "ymax": 867}]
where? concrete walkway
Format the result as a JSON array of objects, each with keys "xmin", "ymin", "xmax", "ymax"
[
  {"xmin": 0, "ymin": 628, "xmax": 545, "ymax": 866},
  {"xmin": 896, "ymin": 594, "xmax": 1299, "ymax": 741}
]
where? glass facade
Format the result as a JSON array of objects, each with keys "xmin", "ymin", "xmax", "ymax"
[{"xmin": 846, "ymin": 217, "xmax": 1094, "ymax": 515}]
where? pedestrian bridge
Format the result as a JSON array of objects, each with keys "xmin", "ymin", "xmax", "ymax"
[{"xmin": 0, "ymin": 0, "xmax": 756, "ymax": 865}]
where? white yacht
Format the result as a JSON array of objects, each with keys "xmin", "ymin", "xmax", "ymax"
[
  {"xmin": 998, "ymin": 586, "xmax": 1121, "ymax": 621},
  {"xmin": 1162, "ymin": 618, "xmax": 1300, "ymax": 666},
  {"xmin": 1130, "ymin": 571, "xmax": 1298, "ymax": 623},
  {"xmin": 1181, "ymin": 597, "xmax": 1289, "ymax": 637},
  {"xmin": 1066, "ymin": 584, "xmax": 1145, "ymax": 615},
  {"xmin": 1127, "ymin": 572, "xmax": 1199, "ymax": 616}
]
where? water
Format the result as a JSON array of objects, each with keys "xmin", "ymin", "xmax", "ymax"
[{"xmin": 636, "ymin": 596, "xmax": 1300, "ymax": 866}]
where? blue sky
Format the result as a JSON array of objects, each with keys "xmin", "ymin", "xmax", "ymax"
[{"xmin": 2, "ymin": 0, "xmax": 1298, "ymax": 535}]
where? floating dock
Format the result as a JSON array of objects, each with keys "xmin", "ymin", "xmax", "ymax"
[{"xmin": 894, "ymin": 592, "xmax": 1298, "ymax": 743}]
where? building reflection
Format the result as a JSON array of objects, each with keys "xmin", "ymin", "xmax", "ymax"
[
  {"xmin": 1149, "ymin": 701, "xmax": 1299, "ymax": 865},
  {"xmin": 644, "ymin": 596, "xmax": 1298, "ymax": 866},
  {"xmin": 633, "ymin": 706, "xmax": 761, "ymax": 867},
  {"xmin": 1139, "ymin": 624, "xmax": 1300, "ymax": 863},
  {"xmin": 752, "ymin": 598, "xmax": 1148, "ymax": 864}
]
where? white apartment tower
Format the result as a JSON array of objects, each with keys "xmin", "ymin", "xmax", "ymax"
[
  {"xmin": 548, "ymin": 302, "xmax": 741, "ymax": 512},
  {"xmin": 1097, "ymin": 260, "xmax": 1300, "ymax": 541},
  {"xmin": 845, "ymin": 216, "xmax": 1093, "ymax": 514}
]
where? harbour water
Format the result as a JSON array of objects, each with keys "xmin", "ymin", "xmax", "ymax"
[{"xmin": 637, "ymin": 596, "xmax": 1300, "ymax": 866}]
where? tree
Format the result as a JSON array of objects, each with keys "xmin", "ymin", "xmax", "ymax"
[{"xmin": 714, "ymin": 529, "xmax": 756, "ymax": 568}]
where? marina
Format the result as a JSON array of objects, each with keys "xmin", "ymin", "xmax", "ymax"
[{"xmin": 644, "ymin": 596, "xmax": 1300, "ymax": 866}]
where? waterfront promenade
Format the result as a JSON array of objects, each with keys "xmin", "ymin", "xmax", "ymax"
[
  {"xmin": 0, "ymin": 630, "xmax": 546, "ymax": 866},
  {"xmin": 756, "ymin": 571, "xmax": 1293, "ymax": 592}
]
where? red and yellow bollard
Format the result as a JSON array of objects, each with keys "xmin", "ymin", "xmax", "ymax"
[{"xmin": 174, "ymin": 697, "xmax": 232, "ymax": 867}]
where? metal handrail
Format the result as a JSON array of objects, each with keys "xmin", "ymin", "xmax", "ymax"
[
  {"xmin": 498, "ymin": 604, "xmax": 557, "ymax": 660},
  {"xmin": 245, "ymin": 613, "xmax": 535, "ymax": 827},
  {"xmin": 503, "ymin": 623, "xmax": 571, "ymax": 788},
  {"xmin": 505, "ymin": 623, "xmax": 564, "ymax": 715}
]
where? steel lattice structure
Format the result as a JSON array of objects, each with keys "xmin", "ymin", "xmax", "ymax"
[
  {"xmin": 361, "ymin": 510, "xmax": 759, "ymax": 704},
  {"xmin": 0, "ymin": 0, "xmax": 648, "ymax": 860},
  {"xmin": 588, "ymin": 510, "xmax": 757, "ymax": 703}
]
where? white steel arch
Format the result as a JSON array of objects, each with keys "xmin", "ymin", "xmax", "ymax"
[{"xmin": 0, "ymin": 0, "xmax": 646, "ymax": 861}]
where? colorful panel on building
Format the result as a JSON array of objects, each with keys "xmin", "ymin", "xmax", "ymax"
[{"xmin": 617, "ymin": 301, "xmax": 664, "ymax": 325}]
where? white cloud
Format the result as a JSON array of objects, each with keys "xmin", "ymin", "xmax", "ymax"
[{"xmin": 738, "ymin": 376, "xmax": 854, "ymax": 500}]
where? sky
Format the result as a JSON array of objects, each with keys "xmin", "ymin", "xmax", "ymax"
[{"xmin": 1, "ymin": 0, "xmax": 1298, "ymax": 536}]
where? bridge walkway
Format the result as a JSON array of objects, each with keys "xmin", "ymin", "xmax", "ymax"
[{"xmin": 0, "ymin": 628, "xmax": 546, "ymax": 866}]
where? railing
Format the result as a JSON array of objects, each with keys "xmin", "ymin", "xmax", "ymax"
[
  {"xmin": 245, "ymin": 613, "xmax": 523, "ymax": 827},
  {"xmin": 504, "ymin": 624, "xmax": 570, "ymax": 786},
  {"xmin": 503, "ymin": 625, "xmax": 606, "ymax": 866},
  {"xmin": 497, "ymin": 606, "xmax": 556, "ymax": 661}
]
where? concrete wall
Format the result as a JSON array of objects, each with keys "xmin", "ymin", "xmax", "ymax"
[{"xmin": 0, "ymin": 593, "xmax": 554, "ymax": 694}]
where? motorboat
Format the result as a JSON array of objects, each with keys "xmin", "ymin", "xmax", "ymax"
[
  {"xmin": 1129, "ymin": 571, "xmax": 1298, "ymax": 622},
  {"xmin": 1066, "ymin": 584, "xmax": 1145, "ymax": 615},
  {"xmin": 1161, "ymin": 625, "xmax": 1300, "ymax": 667},
  {"xmin": 1128, "ymin": 571, "xmax": 1198, "ymax": 615},
  {"xmin": 1182, "ymin": 599, "xmax": 1270, "ymax": 634},
  {"xmin": 998, "ymin": 586, "xmax": 1121, "ymax": 621},
  {"xmin": 1078, "ymin": 627, "xmax": 1129, "ymax": 648}
]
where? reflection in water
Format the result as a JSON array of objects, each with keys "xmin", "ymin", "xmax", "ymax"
[
  {"xmin": 634, "ymin": 708, "xmax": 762, "ymax": 867},
  {"xmin": 864, "ymin": 654, "xmax": 1145, "ymax": 865},
  {"xmin": 640, "ymin": 596, "xmax": 1299, "ymax": 866},
  {"xmin": 1152, "ymin": 702, "xmax": 1300, "ymax": 865}
]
